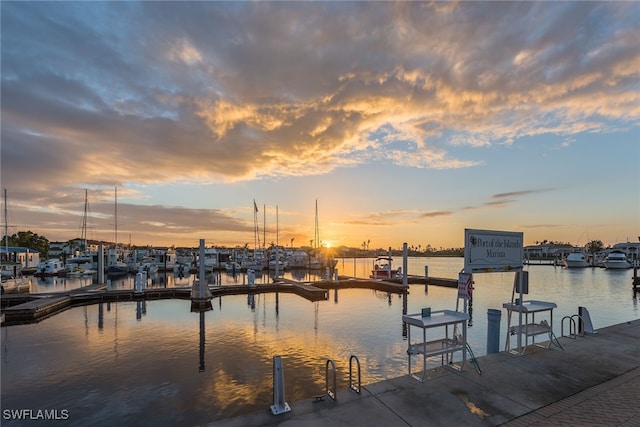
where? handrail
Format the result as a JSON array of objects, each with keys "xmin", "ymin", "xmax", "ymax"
[
  {"xmin": 325, "ymin": 359, "xmax": 337, "ymax": 401},
  {"xmin": 561, "ymin": 314, "xmax": 586, "ymax": 339},
  {"xmin": 349, "ymin": 355, "xmax": 361, "ymax": 394},
  {"xmin": 561, "ymin": 315, "xmax": 576, "ymax": 338}
]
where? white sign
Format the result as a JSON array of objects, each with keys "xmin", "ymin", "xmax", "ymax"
[
  {"xmin": 464, "ymin": 228, "xmax": 523, "ymax": 273},
  {"xmin": 458, "ymin": 272, "xmax": 473, "ymax": 300}
]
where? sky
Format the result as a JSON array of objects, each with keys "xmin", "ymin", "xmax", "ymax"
[{"xmin": 1, "ymin": 1, "xmax": 639, "ymax": 251}]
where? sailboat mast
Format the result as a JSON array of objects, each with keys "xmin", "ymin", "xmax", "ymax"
[
  {"xmin": 263, "ymin": 204, "xmax": 266, "ymax": 249},
  {"xmin": 82, "ymin": 189, "xmax": 88, "ymax": 250},
  {"xmin": 114, "ymin": 187, "xmax": 118, "ymax": 250},
  {"xmin": 253, "ymin": 199, "xmax": 259, "ymax": 250},
  {"xmin": 315, "ymin": 198, "xmax": 319, "ymax": 249},
  {"xmin": 4, "ymin": 189, "xmax": 8, "ymax": 255}
]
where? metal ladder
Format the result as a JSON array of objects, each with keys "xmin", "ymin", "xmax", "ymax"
[{"xmin": 317, "ymin": 355, "xmax": 362, "ymax": 402}]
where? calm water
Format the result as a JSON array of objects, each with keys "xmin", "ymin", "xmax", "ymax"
[{"xmin": 2, "ymin": 258, "xmax": 638, "ymax": 425}]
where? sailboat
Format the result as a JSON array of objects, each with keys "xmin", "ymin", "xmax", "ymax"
[
  {"xmin": 1, "ymin": 189, "xmax": 30, "ymax": 294},
  {"xmin": 106, "ymin": 187, "xmax": 128, "ymax": 278},
  {"xmin": 65, "ymin": 189, "xmax": 98, "ymax": 275},
  {"xmin": 309, "ymin": 199, "xmax": 337, "ymax": 271},
  {"xmin": 242, "ymin": 199, "xmax": 265, "ymax": 271}
]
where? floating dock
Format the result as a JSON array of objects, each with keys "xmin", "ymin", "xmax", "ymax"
[{"xmin": 0, "ymin": 274, "xmax": 460, "ymax": 325}]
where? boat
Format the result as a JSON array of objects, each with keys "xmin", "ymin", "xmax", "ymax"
[
  {"xmin": 34, "ymin": 258, "xmax": 66, "ymax": 276},
  {"xmin": 225, "ymin": 261, "xmax": 242, "ymax": 272},
  {"xmin": 106, "ymin": 187, "xmax": 128, "ymax": 278},
  {"xmin": 563, "ymin": 250, "xmax": 590, "ymax": 268},
  {"xmin": 133, "ymin": 256, "xmax": 159, "ymax": 275},
  {"xmin": 1, "ymin": 274, "xmax": 30, "ymax": 294},
  {"xmin": 1, "ymin": 189, "xmax": 31, "ymax": 294},
  {"xmin": 106, "ymin": 260, "xmax": 128, "ymax": 277},
  {"xmin": 1, "ymin": 262, "xmax": 22, "ymax": 279},
  {"xmin": 604, "ymin": 250, "xmax": 632, "ymax": 269},
  {"xmin": 286, "ymin": 250, "xmax": 309, "ymax": 269},
  {"xmin": 370, "ymin": 256, "xmax": 401, "ymax": 279}
]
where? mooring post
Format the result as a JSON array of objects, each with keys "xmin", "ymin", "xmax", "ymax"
[
  {"xmin": 402, "ymin": 243, "xmax": 408, "ymax": 286},
  {"xmin": 270, "ymin": 356, "xmax": 291, "ymax": 415},
  {"xmin": 199, "ymin": 239, "xmax": 205, "ymax": 299},
  {"xmin": 424, "ymin": 265, "xmax": 429, "ymax": 292},
  {"xmin": 248, "ymin": 269, "xmax": 255, "ymax": 288},
  {"xmin": 98, "ymin": 243, "xmax": 104, "ymax": 285},
  {"xmin": 487, "ymin": 309, "xmax": 501, "ymax": 354}
]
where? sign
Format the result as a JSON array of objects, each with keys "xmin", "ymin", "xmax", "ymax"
[
  {"xmin": 464, "ymin": 228, "xmax": 523, "ymax": 273},
  {"xmin": 458, "ymin": 272, "xmax": 473, "ymax": 300}
]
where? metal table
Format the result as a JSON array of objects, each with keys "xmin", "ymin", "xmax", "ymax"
[
  {"xmin": 402, "ymin": 309, "xmax": 469, "ymax": 381},
  {"xmin": 503, "ymin": 300, "xmax": 557, "ymax": 355}
]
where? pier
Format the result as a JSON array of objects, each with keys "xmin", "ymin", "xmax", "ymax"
[
  {"xmin": 214, "ymin": 319, "xmax": 640, "ymax": 426},
  {"xmin": 0, "ymin": 274, "xmax": 463, "ymax": 325}
]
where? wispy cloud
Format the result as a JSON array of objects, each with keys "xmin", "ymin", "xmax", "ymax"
[{"xmin": 491, "ymin": 189, "xmax": 555, "ymax": 199}]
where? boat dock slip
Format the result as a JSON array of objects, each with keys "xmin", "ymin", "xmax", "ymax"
[
  {"xmin": 214, "ymin": 319, "xmax": 640, "ymax": 427},
  {"xmin": 0, "ymin": 282, "xmax": 329, "ymax": 324},
  {"xmin": 2, "ymin": 295, "xmax": 72, "ymax": 323},
  {"xmin": 277, "ymin": 276, "xmax": 409, "ymax": 293}
]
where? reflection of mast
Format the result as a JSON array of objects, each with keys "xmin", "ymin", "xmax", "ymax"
[
  {"xmin": 114, "ymin": 303, "xmax": 119, "ymax": 360},
  {"xmin": 4, "ymin": 189, "xmax": 9, "ymax": 256},
  {"xmin": 199, "ymin": 311, "xmax": 205, "ymax": 372}
]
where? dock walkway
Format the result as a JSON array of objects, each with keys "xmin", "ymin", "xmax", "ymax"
[{"xmin": 214, "ymin": 319, "xmax": 640, "ymax": 426}]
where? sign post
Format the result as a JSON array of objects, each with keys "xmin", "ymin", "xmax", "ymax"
[{"xmin": 463, "ymin": 229, "xmax": 525, "ymax": 351}]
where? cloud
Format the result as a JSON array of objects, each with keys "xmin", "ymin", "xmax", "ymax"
[
  {"xmin": 1, "ymin": 2, "xmax": 638, "ymax": 244},
  {"xmin": 491, "ymin": 189, "xmax": 555, "ymax": 199}
]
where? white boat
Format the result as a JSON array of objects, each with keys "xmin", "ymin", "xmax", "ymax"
[
  {"xmin": 225, "ymin": 261, "xmax": 242, "ymax": 272},
  {"xmin": 286, "ymin": 250, "xmax": 309, "ymax": 269},
  {"xmin": 173, "ymin": 262, "xmax": 191, "ymax": 277},
  {"xmin": 370, "ymin": 256, "xmax": 401, "ymax": 279},
  {"xmin": 1, "ymin": 189, "xmax": 32, "ymax": 294},
  {"xmin": 106, "ymin": 188, "xmax": 128, "ymax": 278},
  {"xmin": 153, "ymin": 249, "xmax": 177, "ymax": 271},
  {"xmin": 1, "ymin": 262, "xmax": 22, "ymax": 279},
  {"xmin": 563, "ymin": 250, "xmax": 590, "ymax": 268},
  {"xmin": 35, "ymin": 258, "xmax": 66, "ymax": 277},
  {"xmin": 134, "ymin": 257, "xmax": 159, "ymax": 275},
  {"xmin": 604, "ymin": 250, "xmax": 632, "ymax": 269},
  {"xmin": 1, "ymin": 275, "xmax": 30, "ymax": 294}
]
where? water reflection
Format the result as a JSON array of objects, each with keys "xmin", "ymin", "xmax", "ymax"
[
  {"xmin": 199, "ymin": 311, "xmax": 205, "ymax": 372},
  {"xmin": 2, "ymin": 260, "xmax": 638, "ymax": 426}
]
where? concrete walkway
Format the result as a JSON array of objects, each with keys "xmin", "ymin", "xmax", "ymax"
[{"xmin": 214, "ymin": 319, "xmax": 640, "ymax": 426}]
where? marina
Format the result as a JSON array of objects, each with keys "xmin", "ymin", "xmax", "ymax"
[{"xmin": 1, "ymin": 257, "xmax": 639, "ymax": 425}]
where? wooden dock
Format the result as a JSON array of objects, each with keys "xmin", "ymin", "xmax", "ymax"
[{"xmin": 1, "ymin": 274, "xmax": 460, "ymax": 325}]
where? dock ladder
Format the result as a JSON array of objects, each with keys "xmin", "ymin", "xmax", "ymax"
[
  {"xmin": 315, "ymin": 355, "xmax": 362, "ymax": 403},
  {"xmin": 349, "ymin": 355, "xmax": 361, "ymax": 394},
  {"xmin": 325, "ymin": 359, "xmax": 337, "ymax": 401}
]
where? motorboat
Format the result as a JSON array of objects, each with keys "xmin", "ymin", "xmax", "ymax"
[
  {"xmin": 225, "ymin": 261, "xmax": 242, "ymax": 272},
  {"xmin": 1, "ymin": 274, "xmax": 30, "ymax": 294},
  {"xmin": 1, "ymin": 262, "xmax": 23, "ymax": 279},
  {"xmin": 106, "ymin": 261, "xmax": 129, "ymax": 278},
  {"xmin": 563, "ymin": 250, "xmax": 590, "ymax": 268},
  {"xmin": 34, "ymin": 258, "xmax": 66, "ymax": 276},
  {"xmin": 604, "ymin": 250, "xmax": 632, "ymax": 269},
  {"xmin": 134, "ymin": 257, "xmax": 159, "ymax": 275},
  {"xmin": 286, "ymin": 250, "xmax": 309, "ymax": 269},
  {"xmin": 370, "ymin": 257, "xmax": 401, "ymax": 279}
]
